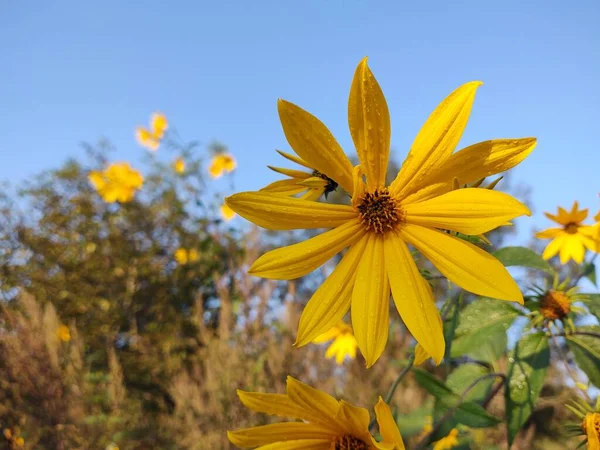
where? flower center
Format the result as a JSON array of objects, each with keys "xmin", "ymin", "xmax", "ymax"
[
  {"xmin": 312, "ymin": 169, "xmax": 338, "ymax": 196},
  {"xmin": 564, "ymin": 222, "xmax": 579, "ymax": 234},
  {"xmin": 356, "ymin": 189, "xmax": 404, "ymax": 234},
  {"xmin": 331, "ymin": 435, "xmax": 370, "ymax": 450},
  {"xmin": 540, "ymin": 290, "xmax": 571, "ymax": 320}
]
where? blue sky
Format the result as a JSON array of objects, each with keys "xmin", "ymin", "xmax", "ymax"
[{"xmin": 2, "ymin": 0, "xmax": 599, "ymax": 244}]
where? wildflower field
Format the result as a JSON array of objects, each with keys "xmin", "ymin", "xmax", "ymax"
[{"xmin": 2, "ymin": 4, "xmax": 599, "ymax": 449}]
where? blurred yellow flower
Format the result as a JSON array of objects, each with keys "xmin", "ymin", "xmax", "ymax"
[
  {"xmin": 433, "ymin": 428, "xmax": 459, "ymax": 450},
  {"xmin": 228, "ymin": 376, "xmax": 405, "ymax": 449},
  {"xmin": 3, "ymin": 428, "xmax": 11, "ymax": 439},
  {"xmin": 312, "ymin": 322, "xmax": 357, "ymax": 364},
  {"xmin": 135, "ymin": 112, "xmax": 168, "ymax": 151},
  {"xmin": 209, "ymin": 153, "xmax": 237, "ymax": 179},
  {"xmin": 220, "ymin": 203, "xmax": 236, "ymax": 221},
  {"xmin": 173, "ymin": 157, "xmax": 185, "ymax": 174},
  {"xmin": 89, "ymin": 163, "xmax": 144, "ymax": 203},
  {"xmin": 536, "ymin": 201, "xmax": 599, "ymax": 264},
  {"xmin": 57, "ymin": 324, "xmax": 71, "ymax": 342},
  {"xmin": 175, "ymin": 248, "xmax": 199, "ymax": 265},
  {"xmin": 15, "ymin": 437, "xmax": 24, "ymax": 447},
  {"xmin": 584, "ymin": 412, "xmax": 600, "ymax": 450}
]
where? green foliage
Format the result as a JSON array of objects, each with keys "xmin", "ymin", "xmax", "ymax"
[
  {"xmin": 492, "ymin": 246, "xmax": 553, "ymax": 274},
  {"xmin": 583, "ymin": 294, "xmax": 600, "ymax": 318},
  {"xmin": 566, "ymin": 326, "xmax": 600, "ymax": 388}
]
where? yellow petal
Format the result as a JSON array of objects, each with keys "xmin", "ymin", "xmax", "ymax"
[
  {"xmin": 585, "ymin": 414, "xmax": 600, "ymax": 450},
  {"xmin": 299, "ymin": 188, "xmax": 325, "ymax": 201},
  {"xmin": 254, "ymin": 441, "xmax": 332, "ymax": 450},
  {"xmin": 535, "ymin": 227, "xmax": 563, "ymax": 239},
  {"xmin": 225, "ymin": 191, "xmax": 357, "ymax": 230},
  {"xmin": 249, "ymin": 219, "xmax": 365, "ymax": 280},
  {"xmin": 296, "ymin": 237, "xmax": 368, "ymax": 346},
  {"xmin": 401, "ymin": 224, "xmax": 523, "ymax": 303},
  {"xmin": 374, "ymin": 397, "xmax": 405, "ymax": 449},
  {"xmin": 348, "ymin": 57, "xmax": 391, "ymax": 189},
  {"xmin": 227, "ymin": 423, "xmax": 336, "ymax": 447},
  {"xmin": 260, "ymin": 179, "xmax": 308, "ymax": 197},
  {"xmin": 276, "ymin": 149, "xmax": 314, "ymax": 169},
  {"xmin": 351, "ymin": 234, "xmax": 390, "ymax": 367},
  {"xmin": 268, "ymin": 166, "xmax": 312, "ymax": 179},
  {"xmin": 88, "ymin": 171, "xmax": 106, "ymax": 190},
  {"xmin": 403, "ymin": 138, "xmax": 537, "ymax": 204},
  {"xmin": 298, "ymin": 177, "xmax": 328, "ymax": 188},
  {"xmin": 337, "ymin": 400, "xmax": 371, "ymax": 439},
  {"xmin": 236, "ymin": 390, "xmax": 324, "ymax": 424},
  {"xmin": 150, "ymin": 112, "xmax": 168, "ymax": 138},
  {"xmin": 405, "ymin": 188, "xmax": 530, "ymax": 235},
  {"xmin": 391, "ymin": 82, "xmax": 482, "ymax": 198},
  {"xmin": 559, "ymin": 234, "xmax": 586, "ymax": 264},
  {"xmin": 542, "ymin": 234, "xmax": 567, "ymax": 260},
  {"xmin": 220, "ymin": 203, "xmax": 236, "ymax": 221},
  {"xmin": 278, "ymin": 99, "xmax": 354, "ymax": 193},
  {"xmin": 351, "ymin": 165, "xmax": 367, "ymax": 209},
  {"xmin": 383, "ymin": 232, "xmax": 445, "ymax": 364},
  {"xmin": 312, "ymin": 326, "xmax": 341, "ymax": 344},
  {"xmin": 285, "ymin": 377, "xmax": 343, "ymax": 431},
  {"xmin": 135, "ymin": 127, "xmax": 160, "ymax": 150},
  {"xmin": 414, "ymin": 344, "xmax": 430, "ymax": 366}
]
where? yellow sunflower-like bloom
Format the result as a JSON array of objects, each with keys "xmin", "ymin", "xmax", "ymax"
[
  {"xmin": 261, "ymin": 150, "xmax": 339, "ymax": 201},
  {"xmin": 88, "ymin": 163, "xmax": 144, "ymax": 203},
  {"xmin": 226, "ymin": 58, "xmax": 534, "ymax": 367},
  {"xmin": 433, "ymin": 428, "xmax": 459, "ymax": 450},
  {"xmin": 173, "ymin": 157, "xmax": 185, "ymax": 174},
  {"xmin": 174, "ymin": 248, "xmax": 199, "ymax": 265},
  {"xmin": 135, "ymin": 112, "xmax": 168, "ymax": 151},
  {"xmin": 209, "ymin": 153, "xmax": 237, "ymax": 179},
  {"xmin": 536, "ymin": 202, "xmax": 600, "ymax": 264},
  {"xmin": 57, "ymin": 325, "xmax": 71, "ymax": 342},
  {"xmin": 228, "ymin": 376, "xmax": 405, "ymax": 449},
  {"xmin": 584, "ymin": 413, "xmax": 600, "ymax": 450},
  {"xmin": 312, "ymin": 322, "xmax": 358, "ymax": 364},
  {"xmin": 220, "ymin": 203, "xmax": 236, "ymax": 221}
]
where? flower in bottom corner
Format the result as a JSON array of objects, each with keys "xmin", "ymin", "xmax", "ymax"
[
  {"xmin": 432, "ymin": 428, "xmax": 459, "ymax": 450},
  {"xmin": 228, "ymin": 376, "xmax": 405, "ymax": 449},
  {"xmin": 312, "ymin": 322, "xmax": 358, "ymax": 364},
  {"xmin": 566, "ymin": 398, "xmax": 600, "ymax": 450}
]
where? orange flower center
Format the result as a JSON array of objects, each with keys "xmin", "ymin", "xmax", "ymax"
[
  {"xmin": 564, "ymin": 222, "xmax": 579, "ymax": 234},
  {"xmin": 540, "ymin": 290, "xmax": 571, "ymax": 320},
  {"xmin": 357, "ymin": 188, "xmax": 405, "ymax": 234},
  {"xmin": 331, "ymin": 435, "xmax": 370, "ymax": 449}
]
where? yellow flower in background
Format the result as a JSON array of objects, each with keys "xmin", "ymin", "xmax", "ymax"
[
  {"xmin": 260, "ymin": 150, "xmax": 339, "ymax": 201},
  {"xmin": 220, "ymin": 203, "xmax": 236, "ymax": 221},
  {"xmin": 312, "ymin": 322, "xmax": 358, "ymax": 364},
  {"xmin": 536, "ymin": 202, "xmax": 599, "ymax": 264},
  {"xmin": 209, "ymin": 153, "xmax": 237, "ymax": 178},
  {"xmin": 433, "ymin": 428, "xmax": 459, "ymax": 450},
  {"xmin": 14, "ymin": 437, "xmax": 25, "ymax": 447},
  {"xmin": 135, "ymin": 112, "xmax": 168, "ymax": 151},
  {"xmin": 228, "ymin": 376, "xmax": 406, "ymax": 449},
  {"xmin": 173, "ymin": 157, "xmax": 186, "ymax": 174},
  {"xmin": 89, "ymin": 163, "xmax": 144, "ymax": 203},
  {"xmin": 57, "ymin": 325, "xmax": 71, "ymax": 342},
  {"xmin": 584, "ymin": 412, "xmax": 600, "ymax": 450},
  {"xmin": 175, "ymin": 248, "xmax": 199, "ymax": 265},
  {"xmin": 226, "ymin": 57, "xmax": 534, "ymax": 367}
]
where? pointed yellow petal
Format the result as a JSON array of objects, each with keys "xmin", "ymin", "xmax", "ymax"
[
  {"xmin": 236, "ymin": 391, "xmax": 323, "ymax": 423},
  {"xmin": 299, "ymin": 188, "xmax": 325, "ymax": 201},
  {"xmin": 296, "ymin": 236, "xmax": 368, "ymax": 346},
  {"xmin": 391, "ymin": 82, "xmax": 482, "ymax": 198},
  {"xmin": 260, "ymin": 179, "xmax": 308, "ymax": 197},
  {"xmin": 248, "ymin": 439, "xmax": 332, "ymax": 449},
  {"xmin": 560, "ymin": 235, "xmax": 585, "ymax": 264},
  {"xmin": 401, "ymin": 224, "xmax": 523, "ymax": 303},
  {"xmin": 542, "ymin": 235, "xmax": 567, "ymax": 260},
  {"xmin": 405, "ymin": 188, "xmax": 530, "ymax": 235},
  {"xmin": 351, "ymin": 165, "xmax": 367, "ymax": 209},
  {"xmin": 402, "ymin": 138, "xmax": 537, "ymax": 204},
  {"xmin": 227, "ymin": 423, "xmax": 336, "ymax": 447},
  {"xmin": 225, "ymin": 192, "xmax": 356, "ymax": 230},
  {"xmin": 286, "ymin": 377, "xmax": 343, "ymax": 431},
  {"xmin": 535, "ymin": 227, "xmax": 563, "ymax": 239},
  {"xmin": 348, "ymin": 57, "xmax": 391, "ymax": 189},
  {"xmin": 544, "ymin": 211, "xmax": 568, "ymax": 226},
  {"xmin": 337, "ymin": 401, "xmax": 371, "ymax": 439},
  {"xmin": 414, "ymin": 344, "xmax": 430, "ymax": 366},
  {"xmin": 250, "ymin": 219, "xmax": 365, "ymax": 280},
  {"xmin": 278, "ymin": 99, "xmax": 354, "ymax": 193},
  {"xmin": 383, "ymin": 232, "xmax": 445, "ymax": 364},
  {"xmin": 312, "ymin": 326, "xmax": 341, "ymax": 344},
  {"xmin": 374, "ymin": 397, "xmax": 406, "ymax": 449},
  {"xmin": 298, "ymin": 177, "xmax": 328, "ymax": 188},
  {"xmin": 276, "ymin": 149, "xmax": 314, "ymax": 169},
  {"xmin": 351, "ymin": 234, "xmax": 390, "ymax": 367},
  {"xmin": 268, "ymin": 166, "xmax": 312, "ymax": 179}
]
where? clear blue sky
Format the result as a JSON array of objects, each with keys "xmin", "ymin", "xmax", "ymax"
[{"xmin": 2, "ymin": 0, "xmax": 599, "ymax": 241}]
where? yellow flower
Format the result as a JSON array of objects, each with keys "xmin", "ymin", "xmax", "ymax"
[
  {"xmin": 228, "ymin": 376, "xmax": 405, "ymax": 449},
  {"xmin": 220, "ymin": 203, "xmax": 236, "ymax": 221},
  {"xmin": 3, "ymin": 428, "xmax": 12, "ymax": 439},
  {"xmin": 57, "ymin": 325, "xmax": 71, "ymax": 342},
  {"xmin": 433, "ymin": 428, "xmax": 459, "ymax": 450},
  {"xmin": 261, "ymin": 150, "xmax": 338, "ymax": 201},
  {"xmin": 536, "ymin": 202, "xmax": 600, "ymax": 264},
  {"xmin": 15, "ymin": 437, "xmax": 25, "ymax": 447},
  {"xmin": 312, "ymin": 322, "xmax": 358, "ymax": 364},
  {"xmin": 89, "ymin": 163, "xmax": 144, "ymax": 203},
  {"xmin": 135, "ymin": 112, "xmax": 168, "ymax": 151},
  {"xmin": 209, "ymin": 153, "xmax": 237, "ymax": 179},
  {"xmin": 175, "ymin": 248, "xmax": 199, "ymax": 265},
  {"xmin": 173, "ymin": 157, "xmax": 185, "ymax": 174},
  {"xmin": 584, "ymin": 413, "xmax": 600, "ymax": 450},
  {"xmin": 226, "ymin": 57, "xmax": 534, "ymax": 367}
]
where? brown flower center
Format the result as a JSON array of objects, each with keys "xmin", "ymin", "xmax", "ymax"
[
  {"xmin": 357, "ymin": 188, "xmax": 404, "ymax": 234},
  {"xmin": 312, "ymin": 169, "xmax": 338, "ymax": 196},
  {"xmin": 564, "ymin": 222, "xmax": 579, "ymax": 234},
  {"xmin": 540, "ymin": 290, "xmax": 571, "ymax": 320},
  {"xmin": 331, "ymin": 435, "xmax": 370, "ymax": 450}
]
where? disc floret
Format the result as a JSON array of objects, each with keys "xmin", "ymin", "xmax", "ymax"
[
  {"xmin": 357, "ymin": 188, "xmax": 405, "ymax": 234},
  {"xmin": 331, "ymin": 435, "xmax": 370, "ymax": 450}
]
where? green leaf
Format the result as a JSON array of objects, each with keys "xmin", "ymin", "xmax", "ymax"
[
  {"xmin": 566, "ymin": 325, "xmax": 600, "ymax": 387},
  {"xmin": 451, "ymin": 298, "xmax": 520, "ymax": 362},
  {"xmin": 493, "ymin": 246, "xmax": 553, "ymax": 274},
  {"xmin": 413, "ymin": 368, "xmax": 501, "ymax": 428},
  {"xmin": 447, "ymin": 364, "xmax": 494, "ymax": 404},
  {"xmin": 582, "ymin": 294, "xmax": 600, "ymax": 318},
  {"xmin": 583, "ymin": 262, "xmax": 597, "ymax": 286},
  {"xmin": 505, "ymin": 332, "xmax": 550, "ymax": 447}
]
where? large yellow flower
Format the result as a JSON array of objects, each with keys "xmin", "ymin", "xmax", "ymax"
[
  {"xmin": 228, "ymin": 376, "xmax": 405, "ymax": 449},
  {"xmin": 135, "ymin": 112, "xmax": 168, "ymax": 151},
  {"xmin": 209, "ymin": 153, "xmax": 237, "ymax": 178},
  {"xmin": 226, "ymin": 58, "xmax": 535, "ymax": 367},
  {"xmin": 88, "ymin": 162, "xmax": 144, "ymax": 203},
  {"xmin": 261, "ymin": 150, "xmax": 339, "ymax": 201},
  {"xmin": 584, "ymin": 413, "xmax": 600, "ymax": 450},
  {"xmin": 312, "ymin": 322, "xmax": 358, "ymax": 364},
  {"xmin": 536, "ymin": 202, "xmax": 599, "ymax": 264}
]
